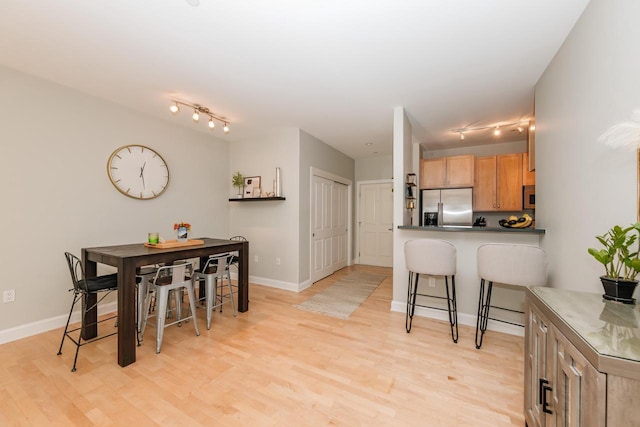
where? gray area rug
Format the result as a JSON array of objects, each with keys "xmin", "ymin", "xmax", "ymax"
[{"xmin": 294, "ymin": 272, "xmax": 385, "ymax": 319}]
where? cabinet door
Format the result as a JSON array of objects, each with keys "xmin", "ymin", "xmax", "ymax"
[
  {"xmin": 446, "ymin": 155, "xmax": 474, "ymax": 187},
  {"xmin": 525, "ymin": 304, "xmax": 549, "ymax": 427},
  {"xmin": 496, "ymin": 154, "xmax": 523, "ymax": 211},
  {"xmin": 420, "ymin": 158, "xmax": 446, "ymax": 189},
  {"xmin": 473, "ymin": 156, "xmax": 497, "ymax": 211},
  {"xmin": 546, "ymin": 325, "xmax": 606, "ymax": 427},
  {"xmin": 523, "ymin": 152, "xmax": 536, "ymax": 186}
]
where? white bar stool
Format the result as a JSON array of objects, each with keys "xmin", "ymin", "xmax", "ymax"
[
  {"xmin": 404, "ymin": 239, "xmax": 458, "ymax": 343},
  {"xmin": 475, "ymin": 243, "xmax": 547, "ymax": 349}
]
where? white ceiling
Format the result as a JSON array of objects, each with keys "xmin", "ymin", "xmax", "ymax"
[{"xmin": 0, "ymin": 0, "xmax": 590, "ymax": 159}]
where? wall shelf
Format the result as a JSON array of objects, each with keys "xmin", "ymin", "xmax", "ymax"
[{"xmin": 229, "ymin": 197, "xmax": 286, "ymax": 202}]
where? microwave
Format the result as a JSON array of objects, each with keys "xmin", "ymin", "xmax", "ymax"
[{"xmin": 523, "ymin": 185, "xmax": 535, "ymax": 209}]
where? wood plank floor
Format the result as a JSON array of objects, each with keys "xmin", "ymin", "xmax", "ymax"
[{"xmin": 0, "ymin": 265, "xmax": 525, "ymax": 426}]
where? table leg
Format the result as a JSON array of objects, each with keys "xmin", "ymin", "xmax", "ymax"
[
  {"xmin": 81, "ymin": 250, "xmax": 98, "ymax": 340},
  {"xmin": 238, "ymin": 241, "xmax": 249, "ymax": 312},
  {"xmin": 118, "ymin": 259, "xmax": 137, "ymax": 367}
]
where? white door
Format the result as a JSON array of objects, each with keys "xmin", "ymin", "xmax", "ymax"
[
  {"xmin": 358, "ymin": 181, "xmax": 393, "ymax": 267},
  {"xmin": 331, "ymin": 182, "xmax": 348, "ymax": 271},
  {"xmin": 311, "ymin": 175, "xmax": 349, "ymax": 283}
]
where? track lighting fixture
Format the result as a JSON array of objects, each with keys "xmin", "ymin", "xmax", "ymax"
[
  {"xmin": 451, "ymin": 119, "xmax": 530, "ymax": 141},
  {"xmin": 169, "ymin": 100, "xmax": 230, "ymax": 133}
]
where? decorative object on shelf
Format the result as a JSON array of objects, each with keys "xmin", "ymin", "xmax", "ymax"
[
  {"xmin": 588, "ymin": 223, "xmax": 640, "ymax": 304},
  {"xmin": 174, "ymin": 222, "xmax": 191, "ymax": 242},
  {"xmin": 244, "ymin": 176, "xmax": 261, "ymax": 198},
  {"xmin": 498, "ymin": 214, "xmax": 533, "ymax": 228},
  {"xmin": 232, "ymin": 171, "xmax": 244, "ymax": 198},
  {"xmin": 169, "ymin": 99, "xmax": 230, "ymax": 133},
  {"xmin": 107, "ymin": 145, "xmax": 169, "ymax": 200},
  {"xmin": 405, "ymin": 173, "xmax": 417, "ymax": 225},
  {"xmin": 451, "ymin": 119, "xmax": 532, "ymax": 141},
  {"xmin": 228, "ymin": 196, "xmax": 286, "ymax": 202},
  {"xmin": 275, "ymin": 167, "xmax": 282, "ymax": 197}
]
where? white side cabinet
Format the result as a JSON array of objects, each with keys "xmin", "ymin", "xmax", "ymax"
[{"xmin": 525, "ymin": 287, "xmax": 640, "ymax": 427}]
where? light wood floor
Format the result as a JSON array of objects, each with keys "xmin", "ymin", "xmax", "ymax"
[{"xmin": 0, "ymin": 265, "xmax": 525, "ymax": 426}]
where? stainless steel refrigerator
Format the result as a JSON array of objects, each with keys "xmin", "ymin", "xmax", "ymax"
[{"xmin": 421, "ymin": 188, "xmax": 473, "ymax": 227}]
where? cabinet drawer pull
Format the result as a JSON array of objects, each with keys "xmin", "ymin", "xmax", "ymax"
[{"xmin": 539, "ymin": 378, "xmax": 553, "ymax": 414}]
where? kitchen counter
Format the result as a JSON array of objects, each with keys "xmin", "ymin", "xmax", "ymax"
[{"xmin": 398, "ymin": 225, "xmax": 545, "ymax": 234}]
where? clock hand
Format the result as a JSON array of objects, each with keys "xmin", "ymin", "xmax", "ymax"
[{"xmin": 140, "ymin": 162, "xmax": 146, "ymax": 189}]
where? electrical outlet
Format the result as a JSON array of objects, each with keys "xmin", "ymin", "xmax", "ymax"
[
  {"xmin": 276, "ymin": 257, "xmax": 281, "ymax": 265},
  {"xmin": 254, "ymin": 255, "xmax": 259, "ymax": 263},
  {"xmin": 428, "ymin": 277, "xmax": 436, "ymax": 287},
  {"xmin": 3, "ymin": 289, "xmax": 15, "ymax": 303}
]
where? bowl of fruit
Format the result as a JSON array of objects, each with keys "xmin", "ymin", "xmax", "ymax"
[{"xmin": 499, "ymin": 213, "xmax": 533, "ymax": 228}]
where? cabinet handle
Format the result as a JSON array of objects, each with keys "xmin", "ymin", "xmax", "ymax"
[{"xmin": 539, "ymin": 378, "xmax": 553, "ymax": 414}]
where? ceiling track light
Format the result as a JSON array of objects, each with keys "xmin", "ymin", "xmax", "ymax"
[
  {"xmin": 169, "ymin": 99, "xmax": 230, "ymax": 133},
  {"xmin": 451, "ymin": 120, "xmax": 530, "ymax": 141}
]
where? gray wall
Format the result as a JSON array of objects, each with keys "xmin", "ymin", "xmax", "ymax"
[
  {"xmin": 0, "ymin": 65, "xmax": 229, "ymax": 331},
  {"xmin": 355, "ymin": 155, "xmax": 393, "ymax": 182},
  {"xmin": 536, "ymin": 0, "xmax": 640, "ymax": 294}
]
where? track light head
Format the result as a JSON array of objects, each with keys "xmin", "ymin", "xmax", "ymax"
[
  {"xmin": 459, "ymin": 132, "xmax": 465, "ymax": 141},
  {"xmin": 170, "ymin": 103, "xmax": 179, "ymax": 114},
  {"xmin": 208, "ymin": 118, "xmax": 215, "ymax": 129},
  {"xmin": 493, "ymin": 126, "xmax": 501, "ymax": 136},
  {"xmin": 192, "ymin": 109, "xmax": 200, "ymax": 122},
  {"xmin": 223, "ymin": 123, "xmax": 230, "ymax": 133}
]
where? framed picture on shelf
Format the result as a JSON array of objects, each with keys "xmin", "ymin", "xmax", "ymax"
[{"xmin": 244, "ymin": 176, "xmax": 261, "ymax": 198}]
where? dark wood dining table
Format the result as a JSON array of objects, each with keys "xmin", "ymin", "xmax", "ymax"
[{"xmin": 82, "ymin": 237, "xmax": 249, "ymax": 367}]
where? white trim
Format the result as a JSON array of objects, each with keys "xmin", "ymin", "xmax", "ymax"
[
  {"xmin": 0, "ymin": 302, "xmax": 118, "ymax": 345},
  {"xmin": 231, "ymin": 272, "xmax": 310, "ymax": 293},
  {"xmin": 390, "ymin": 300, "xmax": 524, "ymax": 337}
]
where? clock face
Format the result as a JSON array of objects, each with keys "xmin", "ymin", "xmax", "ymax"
[{"xmin": 107, "ymin": 145, "xmax": 169, "ymax": 200}]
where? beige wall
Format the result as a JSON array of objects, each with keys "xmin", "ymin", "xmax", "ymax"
[
  {"xmin": 0, "ymin": 65, "xmax": 230, "ymax": 334},
  {"xmin": 536, "ymin": 0, "xmax": 640, "ymax": 294},
  {"xmin": 228, "ymin": 128, "xmax": 301, "ymax": 290}
]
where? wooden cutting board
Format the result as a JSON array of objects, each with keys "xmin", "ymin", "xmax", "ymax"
[{"xmin": 144, "ymin": 239, "xmax": 204, "ymax": 249}]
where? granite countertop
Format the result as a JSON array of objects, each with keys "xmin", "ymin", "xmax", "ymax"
[
  {"xmin": 398, "ymin": 225, "xmax": 545, "ymax": 234},
  {"xmin": 530, "ymin": 287, "xmax": 640, "ymax": 364}
]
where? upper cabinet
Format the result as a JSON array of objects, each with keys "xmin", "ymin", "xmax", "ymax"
[
  {"xmin": 523, "ymin": 152, "xmax": 536, "ymax": 186},
  {"xmin": 473, "ymin": 154, "xmax": 523, "ymax": 211},
  {"xmin": 420, "ymin": 155, "xmax": 474, "ymax": 189}
]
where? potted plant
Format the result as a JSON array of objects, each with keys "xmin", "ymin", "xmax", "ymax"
[
  {"xmin": 588, "ymin": 223, "xmax": 640, "ymax": 304},
  {"xmin": 232, "ymin": 171, "xmax": 244, "ymax": 198}
]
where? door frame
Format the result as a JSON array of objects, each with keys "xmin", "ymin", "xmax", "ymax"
[
  {"xmin": 310, "ymin": 167, "xmax": 353, "ymax": 282},
  {"xmin": 356, "ymin": 179, "xmax": 393, "ymax": 265}
]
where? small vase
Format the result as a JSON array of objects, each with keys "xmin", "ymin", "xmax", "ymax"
[
  {"xmin": 600, "ymin": 276, "xmax": 638, "ymax": 304},
  {"xmin": 176, "ymin": 226, "xmax": 188, "ymax": 242}
]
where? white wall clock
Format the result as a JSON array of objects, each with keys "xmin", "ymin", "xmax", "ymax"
[{"xmin": 107, "ymin": 144, "xmax": 169, "ymax": 200}]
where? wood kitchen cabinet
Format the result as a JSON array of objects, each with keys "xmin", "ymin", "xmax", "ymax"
[
  {"xmin": 523, "ymin": 152, "xmax": 536, "ymax": 186},
  {"xmin": 525, "ymin": 287, "xmax": 640, "ymax": 427},
  {"xmin": 473, "ymin": 153, "xmax": 523, "ymax": 211},
  {"xmin": 420, "ymin": 155, "xmax": 474, "ymax": 189}
]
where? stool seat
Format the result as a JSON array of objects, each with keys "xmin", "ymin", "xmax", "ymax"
[
  {"xmin": 404, "ymin": 239, "xmax": 458, "ymax": 343},
  {"xmin": 475, "ymin": 243, "xmax": 547, "ymax": 349}
]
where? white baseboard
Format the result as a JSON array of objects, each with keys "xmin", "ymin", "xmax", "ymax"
[
  {"xmin": 230, "ymin": 272, "xmax": 308, "ymax": 292},
  {"xmin": 390, "ymin": 300, "xmax": 524, "ymax": 337},
  {"xmin": 0, "ymin": 302, "xmax": 118, "ymax": 345}
]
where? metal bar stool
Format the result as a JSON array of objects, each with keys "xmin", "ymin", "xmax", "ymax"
[
  {"xmin": 475, "ymin": 243, "xmax": 547, "ymax": 349},
  {"xmin": 404, "ymin": 239, "xmax": 458, "ymax": 343}
]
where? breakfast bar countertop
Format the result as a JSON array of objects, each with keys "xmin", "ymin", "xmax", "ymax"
[{"xmin": 397, "ymin": 225, "xmax": 545, "ymax": 234}]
